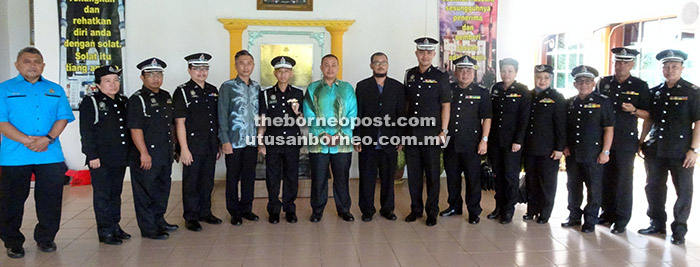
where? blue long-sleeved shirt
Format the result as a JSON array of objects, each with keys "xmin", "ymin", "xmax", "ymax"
[{"xmin": 218, "ymin": 76, "xmax": 259, "ymax": 149}]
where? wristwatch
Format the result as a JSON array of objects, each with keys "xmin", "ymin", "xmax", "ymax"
[
  {"xmin": 45, "ymin": 135, "xmax": 56, "ymax": 144},
  {"xmin": 603, "ymin": 150, "xmax": 610, "ymax": 156},
  {"xmin": 691, "ymin": 147, "xmax": 700, "ymax": 154},
  {"xmin": 441, "ymin": 129, "xmax": 449, "ymax": 134},
  {"xmin": 482, "ymin": 136, "xmax": 488, "ymax": 142}
]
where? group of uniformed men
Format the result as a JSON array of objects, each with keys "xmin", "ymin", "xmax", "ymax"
[{"xmin": 0, "ymin": 37, "xmax": 696, "ymax": 258}]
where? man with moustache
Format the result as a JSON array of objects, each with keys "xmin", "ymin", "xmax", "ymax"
[
  {"xmin": 596, "ymin": 48, "xmax": 650, "ymax": 234},
  {"xmin": 353, "ymin": 52, "xmax": 405, "ymax": 222},
  {"xmin": 0, "ymin": 47, "xmax": 74, "ymax": 258},
  {"xmin": 439, "ymin": 55, "xmax": 491, "ymax": 224},
  {"xmin": 173, "ymin": 53, "xmax": 222, "ymax": 232},
  {"xmin": 562, "ymin": 65, "xmax": 614, "ymax": 233},
  {"xmin": 522, "ymin": 64, "xmax": 565, "ymax": 224},
  {"xmin": 303, "ymin": 54, "xmax": 357, "ymax": 223},
  {"xmin": 403, "ymin": 37, "xmax": 451, "ymax": 226},
  {"xmin": 638, "ymin": 49, "xmax": 699, "ymax": 245},
  {"xmin": 128, "ymin": 57, "xmax": 178, "ymax": 240},
  {"xmin": 258, "ymin": 56, "xmax": 304, "ymax": 224}
]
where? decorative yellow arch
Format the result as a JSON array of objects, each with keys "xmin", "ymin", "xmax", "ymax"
[{"xmin": 218, "ymin": 19, "xmax": 355, "ymax": 79}]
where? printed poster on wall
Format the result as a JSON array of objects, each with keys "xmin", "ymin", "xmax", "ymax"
[
  {"xmin": 58, "ymin": 0, "xmax": 126, "ymax": 110},
  {"xmin": 439, "ymin": 0, "xmax": 498, "ymax": 89}
]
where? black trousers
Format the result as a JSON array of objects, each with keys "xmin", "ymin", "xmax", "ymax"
[
  {"xmin": 524, "ymin": 155, "xmax": 559, "ymax": 220},
  {"xmin": 600, "ymin": 150, "xmax": 636, "ymax": 227},
  {"xmin": 0, "ymin": 163, "xmax": 64, "ymax": 248},
  {"xmin": 443, "ymin": 148, "xmax": 482, "ymax": 217},
  {"xmin": 565, "ymin": 158, "xmax": 603, "ymax": 225},
  {"xmin": 265, "ymin": 147, "xmax": 300, "ymax": 215},
  {"xmin": 358, "ymin": 147, "xmax": 397, "ymax": 216},
  {"xmin": 225, "ymin": 146, "xmax": 257, "ymax": 217},
  {"xmin": 309, "ymin": 152, "xmax": 352, "ymax": 215},
  {"xmin": 487, "ymin": 146, "xmax": 522, "ymax": 218},
  {"xmin": 91, "ymin": 166, "xmax": 126, "ymax": 237},
  {"xmin": 644, "ymin": 154, "xmax": 693, "ymax": 238},
  {"xmin": 130, "ymin": 162, "xmax": 172, "ymax": 236},
  {"xmin": 182, "ymin": 152, "xmax": 217, "ymax": 221},
  {"xmin": 405, "ymin": 145, "xmax": 441, "ymax": 217}
]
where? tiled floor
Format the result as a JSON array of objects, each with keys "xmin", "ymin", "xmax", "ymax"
[{"xmin": 2, "ymin": 158, "xmax": 700, "ymax": 266}]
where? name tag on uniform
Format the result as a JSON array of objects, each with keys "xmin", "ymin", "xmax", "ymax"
[
  {"xmin": 669, "ymin": 96, "xmax": 688, "ymax": 101},
  {"xmin": 621, "ymin": 91, "xmax": 639, "ymax": 96},
  {"xmin": 506, "ymin": 93, "xmax": 522, "ymax": 98},
  {"xmin": 583, "ymin": 103, "xmax": 601, "ymax": 108},
  {"xmin": 150, "ymin": 98, "xmax": 160, "ymax": 107},
  {"xmin": 465, "ymin": 95, "xmax": 481, "ymax": 100},
  {"xmin": 423, "ymin": 79, "xmax": 438, "ymax": 84},
  {"xmin": 539, "ymin": 98, "xmax": 555, "ymax": 103},
  {"xmin": 166, "ymin": 99, "xmax": 173, "ymax": 104}
]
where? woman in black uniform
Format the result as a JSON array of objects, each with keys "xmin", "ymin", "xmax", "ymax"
[{"xmin": 79, "ymin": 65, "xmax": 131, "ymax": 245}]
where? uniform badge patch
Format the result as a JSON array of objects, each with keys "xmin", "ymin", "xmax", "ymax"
[
  {"xmin": 583, "ymin": 103, "xmax": 601, "ymax": 108},
  {"xmin": 539, "ymin": 98, "xmax": 555, "ymax": 103},
  {"xmin": 423, "ymin": 79, "xmax": 438, "ymax": 84},
  {"xmin": 465, "ymin": 95, "xmax": 481, "ymax": 100},
  {"xmin": 98, "ymin": 101, "xmax": 107, "ymax": 111},
  {"xmin": 506, "ymin": 93, "xmax": 522, "ymax": 98},
  {"xmin": 49, "ymin": 88, "xmax": 55, "ymax": 94},
  {"xmin": 621, "ymin": 91, "xmax": 639, "ymax": 95},
  {"xmin": 669, "ymin": 96, "xmax": 688, "ymax": 101}
]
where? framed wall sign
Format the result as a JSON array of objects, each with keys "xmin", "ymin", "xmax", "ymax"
[{"xmin": 257, "ymin": 0, "xmax": 312, "ymax": 11}]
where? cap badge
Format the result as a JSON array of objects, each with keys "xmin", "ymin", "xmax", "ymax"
[
  {"xmin": 199, "ymin": 54, "xmax": 206, "ymax": 61},
  {"xmin": 151, "ymin": 59, "xmax": 159, "ymax": 67}
]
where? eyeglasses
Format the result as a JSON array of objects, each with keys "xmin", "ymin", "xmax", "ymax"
[
  {"xmin": 371, "ymin": 61, "xmax": 388, "ymax": 66},
  {"xmin": 144, "ymin": 72, "xmax": 163, "ymax": 78},
  {"xmin": 574, "ymin": 79, "xmax": 594, "ymax": 85}
]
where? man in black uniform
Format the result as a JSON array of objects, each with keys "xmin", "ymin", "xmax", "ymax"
[
  {"xmin": 638, "ymin": 49, "xmax": 699, "ymax": 245},
  {"xmin": 403, "ymin": 37, "xmax": 451, "ymax": 226},
  {"xmin": 353, "ymin": 52, "xmax": 405, "ymax": 222},
  {"xmin": 487, "ymin": 58, "xmax": 531, "ymax": 224},
  {"xmin": 562, "ymin": 65, "xmax": 614, "ymax": 233},
  {"xmin": 80, "ymin": 65, "xmax": 131, "ymax": 245},
  {"xmin": 258, "ymin": 56, "xmax": 304, "ymax": 224},
  {"xmin": 173, "ymin": 53, "xmax": 222, "ymax": 232},
  {"xmin": 127, "ymin": 58, "xmax": 178, "ymax": 240},
  {"xmin": 596, "ymin": 48, "xmax": 650, "ymax": 234},
  {"xmin": 523, "ymin": 64, "xmax": 566, "ymax": 224},
  {"xmin": 439, "ymin": 55, "xmax": 491, "ymax": 224}
]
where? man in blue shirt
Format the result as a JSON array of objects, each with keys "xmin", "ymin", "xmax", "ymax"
[
  {"xmin": 218, "ymin": 50, "xmax": 260, "ymax": 226},
  {"xmin": 0, "ymin": 47, "xmax": 75, "ymax": 258}
]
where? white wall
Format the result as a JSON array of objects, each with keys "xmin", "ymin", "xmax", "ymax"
[
  {"xmin": 0, "ymin": 0, "xmax": 31, "ymax": 79},
  {"xmin": 2, "ymin": 0, "xmax": 692, "ymax": 179}
]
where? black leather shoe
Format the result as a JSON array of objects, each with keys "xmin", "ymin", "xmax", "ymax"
[
  {"xmin": 581, "ymin": 224, "xmax": 595, "ymax": 233},
  {"xmin": 426, "ymin": 216, "xmax": 437, "ymax": 226},
  {"xmin": 487, "ymin": 208, "xmax": 500, "ymax": 219},
  {"xmin": 536, "ymin": 217, "xmax": 548, "ymax": 224},
  {"xmin": 310, "ymin": 213, "xmax": 322, "ymax": 222},
  {"xmin": 339, "ymin": 212, "xmax": 355, "ymax": 222},
  {"xmin": 611, "ymin": 226, "xmax": 626, "ymax": 234},
  {"xmin": 561, "ymin": 218, "xmax": 582, "ymax": 227},
  {"xmin": 499, "ymin": 216, "xmax": 512, "ymax": 224},
  {"xmin": 37, "ymin": 241, "xmax": 57, "ymax": 253},
  {"xmin": 143, "ymin": 232, "xmax": 169, "ymax": 240},
  {"xmin": 404, "ymin": 213, "xmax": 422, "ymax": 222},
  {"xmin": 6, "ymin": 247, "xmax": 24, "ymax": 258},
  {"xmin": 185, "ymin": 220, "xmax": 203, "ymax": 231},
  {"xmin": 468, "ymin": 216, "xmax": 480, "ymax": 224},
  {"xmin": 439, "ymin": 208, "xmax": 462, "ymax": 217},
  {"xmin": 242, "ymin": 212, "xmax": 259, "ymax": 221},
  {"xmin": 200, "ymin": 214, "xmax": 223, "ymax": 225},
  {"xmin": 231, "ymin": 216, "xmax": 242, "ymax": 226},
  {"xmin": 638, "ymin": 225, "xmax": 666, "ymax": 235},
  {"xmin": 269, "ymin": 213, "xmax": 280, "ymax": 224},
  {"xmin": 522, "ymin": 213, "xmax": 535, "ymax": 220},
  {"xmin": 99, "ymin": 234, "xmax": 123, "ymax": 245},
  {"xmin": 116, "ymin": 229, "xmax": 131, "ymax": 240},
  {"xmin": 285, "ymin": 213, "xmax": 298, "ymax": 223},
  {"xmin": 160, "ymin": 223, "xmax": 178, "ymax": 232},
  {"xmin": 671, "ymin": 236, "xmax": 685, "ymax": 245},
  {"xmin": 361, "ymin": 214, "xmax": 373, "ymax": 222},
  {"xmin": 380, "ymin": 211, "xmax": 397, "ymax": 221}
]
